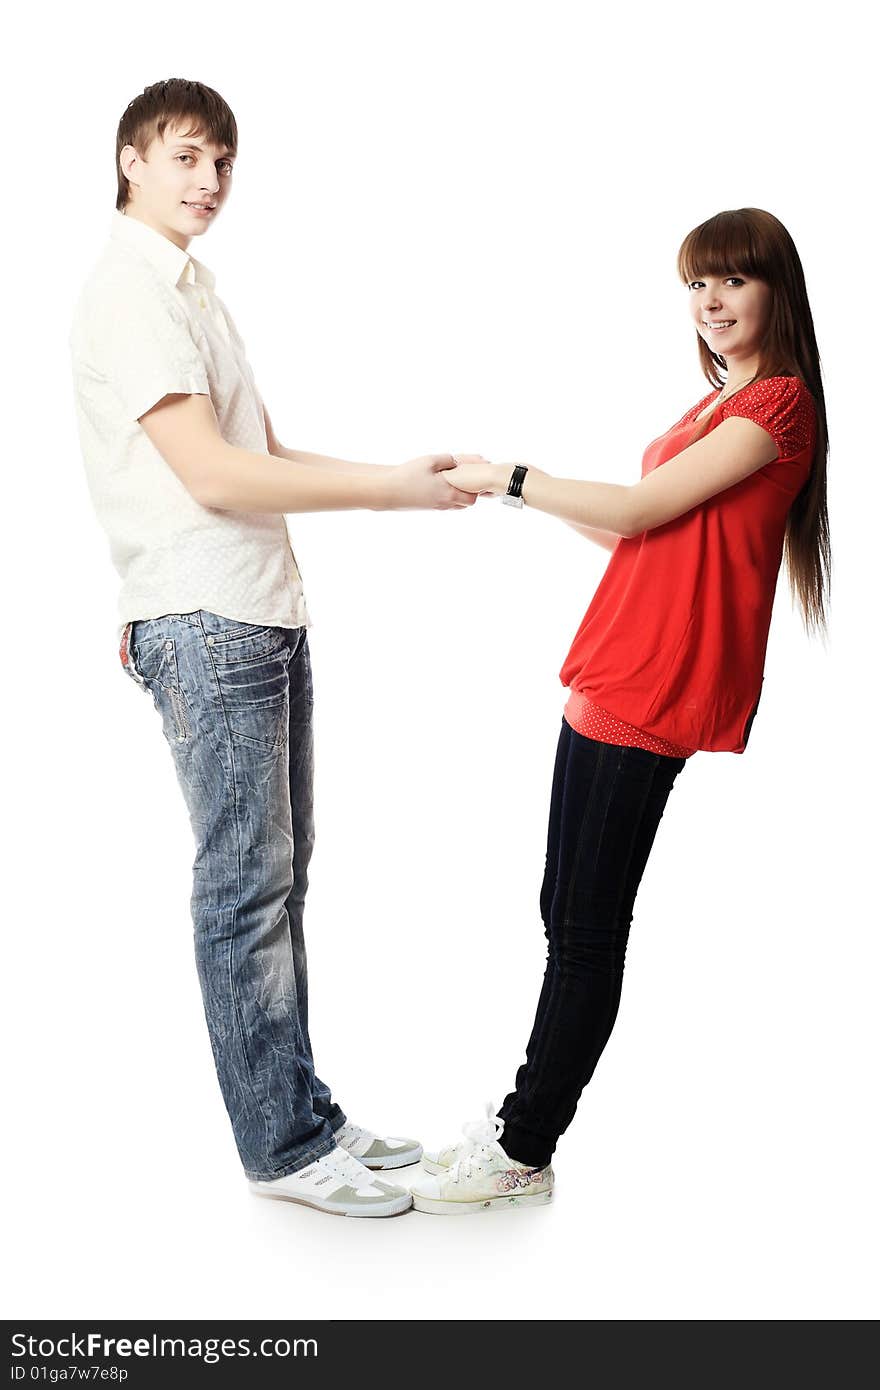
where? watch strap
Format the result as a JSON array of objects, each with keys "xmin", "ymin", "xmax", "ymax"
[{"xmin": 502, "ymin": 465, "xmax": 528, "ymax": 507}]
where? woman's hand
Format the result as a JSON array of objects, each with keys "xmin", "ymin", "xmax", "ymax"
[{"xmin": 446, "ymin": 455, "xmax": 518, "ymax": 496}]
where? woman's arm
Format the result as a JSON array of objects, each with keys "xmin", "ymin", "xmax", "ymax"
[
  {"xmin": 450, "ymin": 417, "xmax": 779, "ymax": 536},
  {"xmin": 496, "ymin": 464, "xmax": 617, "ymax": 549},
  {"xmin": 564, "ymin": 521, "xmax": 620, "ymax": 551}
]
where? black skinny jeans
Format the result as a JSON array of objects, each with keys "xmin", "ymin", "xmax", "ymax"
[{"xmin": 499, "ymin": 718, "xmax": 688, "ymax": 1169}]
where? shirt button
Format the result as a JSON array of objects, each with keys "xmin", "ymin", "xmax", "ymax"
[{"xmin": 165, "ymin": 640, "xmax": 173, "ymax": 650}]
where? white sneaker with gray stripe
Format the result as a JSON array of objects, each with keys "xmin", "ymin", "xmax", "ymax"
[
  {"xmin": 249, "ymin": 1146, "xmax": 412, "ymax": 1217},
  {"xmin": 335, "ymin": 1120, "xmax": 423, "ymax": 1170}
]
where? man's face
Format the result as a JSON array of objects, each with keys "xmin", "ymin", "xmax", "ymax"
[{"xmin": 120, "ymin": 121, "xmax": 235, "ymax": 248}]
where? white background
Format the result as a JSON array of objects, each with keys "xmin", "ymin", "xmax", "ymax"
[{"xmin": 4, "ymin": 0, "xmax": 876, "ymax": 1322}]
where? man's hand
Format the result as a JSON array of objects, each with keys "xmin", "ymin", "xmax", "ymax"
[{"xmin": 386, "ymin": 455, "xmax": 478, "ymax": 510}]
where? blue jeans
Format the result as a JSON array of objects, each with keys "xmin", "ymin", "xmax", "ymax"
[
  {"xmin": 122, "ymin": 610, "xmax": 345, "ymax": 1179},
  {"xmin": 498, "ymin": 719, "xmax": 687, "ymax": 1169}
]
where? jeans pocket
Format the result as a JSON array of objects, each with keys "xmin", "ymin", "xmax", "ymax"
[
  {"xmin": 130, "ymin": 626, "xmax": 191, "ymax": 745},
  {"xmin": 119, "ymin": 622, "xmax": 148, "ymax": 691},
  {"xmin": 205, "ymin": 624, "xmax": 291, "ymax": 750},
  {"xmin": 132, "ymin": 630, "xmax": 179, "ymax": 687},
  {"xmin": 205, "ymin": 622, "xmax": 288, "ymax": 663}
]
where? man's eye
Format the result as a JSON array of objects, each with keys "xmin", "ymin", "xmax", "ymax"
[{"xmin": 177, "ymin": 153, "xmax": 233, "ymax": 174}]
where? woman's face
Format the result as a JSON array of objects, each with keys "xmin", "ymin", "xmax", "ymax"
[{"xmin": 687, "ymin": 271, "xmax": 772, "ymax": 368}]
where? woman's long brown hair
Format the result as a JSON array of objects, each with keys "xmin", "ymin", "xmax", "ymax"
[{"xmin": 677, "ymin": 208, "xmax": 830, "ymax": 635}]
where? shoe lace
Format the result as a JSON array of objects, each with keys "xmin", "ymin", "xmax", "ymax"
[
  {"xmin": 338, "ymin": 1121, "xmax": 369, "ymax": 1148},
  {"xmin": 327, "ymin": 1147, "xmax": 378, "ymax": 1190},
  {"xmin": 461, "ymin": 1101, "xmax": 504, "ymax": 1150},
  {"xmin": 448, "ymin": 1102, "xmax": 506, "ymax": 1181}
]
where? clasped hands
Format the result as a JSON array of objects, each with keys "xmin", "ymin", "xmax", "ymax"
[{"xmin": 392, "ymin": 453, "xmax": 521, "ymax": 511}]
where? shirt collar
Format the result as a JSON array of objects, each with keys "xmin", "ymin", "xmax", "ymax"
[{"xmin": 109, "ymin": 209, "xmax": 216, "ymax": 291}]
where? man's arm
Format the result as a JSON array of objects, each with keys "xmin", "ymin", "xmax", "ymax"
[
  {"xmin": 261, "ymin": 401, "xmax": 383, "ymax": 479},
  {"xmin": 138, "ymin": 393, "xmax": 472, "ymax": 513}
]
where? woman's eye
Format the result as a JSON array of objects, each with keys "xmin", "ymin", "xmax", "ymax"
[{"xmin": 688, "ymin": 276, "xmax": 744, "ymax": 290}]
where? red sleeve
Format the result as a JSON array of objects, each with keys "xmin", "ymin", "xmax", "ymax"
[{"xmin": 720, "ymin": 376, "xmax": 816, "ymax": 460}]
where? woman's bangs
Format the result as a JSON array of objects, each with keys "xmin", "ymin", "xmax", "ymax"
[{"xmin": 677, "ymin": 214, "xmax": 765, "ymax": 284}]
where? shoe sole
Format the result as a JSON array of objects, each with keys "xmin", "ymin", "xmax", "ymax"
[
  {"xmin": 249, "ymin": 1185, "xmax": 413, "ymax": 1218},
  {"xmin": 358, "ymin": 1146, "xmax": 424, "ymax": 1171},
  {"xmin": 411, "ymin": 1190, "xmax": 553, "ymax": 1215}
]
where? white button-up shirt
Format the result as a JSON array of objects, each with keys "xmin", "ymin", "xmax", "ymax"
[{"xmin": 69, "ymin": 209, "xmax": 309, "ymax": 643}]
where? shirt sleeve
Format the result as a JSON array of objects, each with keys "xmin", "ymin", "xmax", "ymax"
[
  {"xmin": 87, "ymin": 279, "xmax": 210, "ymax": 423},
  {"xmin": 720, "ymin": 376, "xmax": 816, "ymax": 461}
]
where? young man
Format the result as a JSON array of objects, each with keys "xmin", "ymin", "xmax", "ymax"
[{"xmin": 69, "ymin": 78, "xmax": 474, "ymax": 1218}]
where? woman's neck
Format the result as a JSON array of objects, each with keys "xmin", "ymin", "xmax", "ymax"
[{"xmin": 720, "ymin": 352, "xmax": 763, "ymax": 392}]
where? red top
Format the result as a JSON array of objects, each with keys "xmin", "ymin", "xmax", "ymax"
[
  {"xmin": 559, "ymin": 376, "xmax": 817, "ymax": 754},
  {"xmin": 563, "ymin": 689, "xmax": 697, "ymax": 758}
]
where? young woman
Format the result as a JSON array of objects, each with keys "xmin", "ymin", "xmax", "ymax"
[{"xmin": 409, "ymin": 207, "xmax": 830, "ymax": 1215}]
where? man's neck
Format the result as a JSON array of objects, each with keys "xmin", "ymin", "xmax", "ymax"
[{"xmin": 122, "ymin": 205, "xmax": 191, "ymax": 253}]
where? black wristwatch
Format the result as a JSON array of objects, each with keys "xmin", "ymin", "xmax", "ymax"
[{"xmin": 501, "ymin": 465, "xmax": 529, "ymax": 508}]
